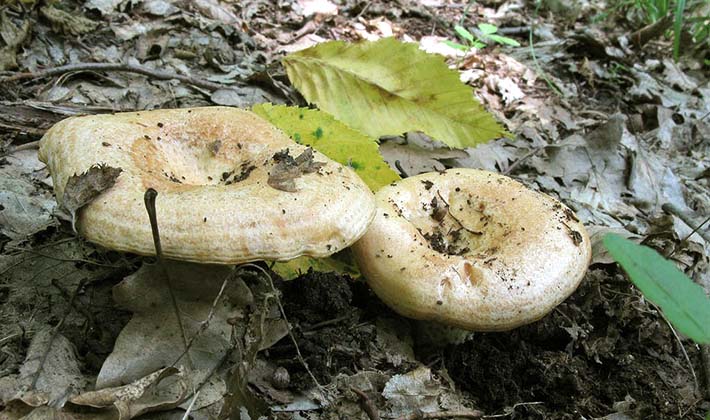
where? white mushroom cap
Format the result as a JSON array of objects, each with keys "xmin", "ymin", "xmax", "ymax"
[
  {"xmin": 351, "ymin": 169, "xmax": 591, "ymax": 331},
  {"xmin": 39, "ymin": 107, "xmax": 376, "ymax": 265}
]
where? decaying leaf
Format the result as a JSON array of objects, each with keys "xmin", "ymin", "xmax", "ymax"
[
  {"xmin": 61, "ymin": 164, "xmax": 122, "ymax": 232},
  {"xmin": 379, "ymin": 131, "xmax": 468, "ymax": 177},
  {"xmin": 253, "ymin": 103, "xmax": 400, "ymax": 191},
  {"xmin": 0, "ymin": 326, "xmax": 88, "ymax": 408},
  {"xmin": 267, "ymin": 148, "xmax": 325, "ymax": 192},
  {"xmin": 382, "ymin": 367, "xmax": 442, "ymax": 417},
  {"xmin": 0, "ymin": 150, "xmax": 56, "ymax": 243},
  {"xmin": 97, "ymin": 261, "xmax": 286, "ymax": 417},
  {"xmin": 96, "ymin": 262, "xmax": 249, "ymax": 408},
  {"xmin": 39, "ymin": 5, "xmax": 99, "ymax": 36},
  {"xmin": 0, "ymin": 10, "xmax": 30, "ymax": 70},
  {"xmin": 283, "ymin": 38, "xmax": 508, "ymax": 148},
  {"xmin": 70, "ymin": 367, "xmax": 188, "ymax": 420}
]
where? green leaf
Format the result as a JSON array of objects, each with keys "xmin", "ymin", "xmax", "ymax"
[
  {"xmin": 486, "ymin": 34, "xmax": 521, "ymax": 47},
  {"xmin": 271, "ymin": 249, "xmax": 360, "ymax": 281},
  {"xmin": 454, "ymin": 25, "xmax": 475, "ymax": 42},
  {"xmin": 283, "ymin": 38, "xmax": 509, "ymax": 148},
  {"xmin": 603, "ymin": 233, "xmax": 710, "ymax": 344},
  {"xmin": 471, "ymin": 40, "xmax": 487, "ymax": 49},
  {"xmin": 442, "ymin": 39, "xmax": 470, "ymax": 51},
  {"xmin": 253, "ymin": 103, "xmax": 400, "ymax": 191},
  {"xmin": 672, "ymin": 0, "xmax": 686, "ymax": 61},
  {"xmin": 478, "ymin": 23, "xmax": 499, "ymax": 35}
]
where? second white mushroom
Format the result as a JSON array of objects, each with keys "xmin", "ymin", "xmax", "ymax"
[{"xmin": 351, "ymin": 168, "xmax": 591, "ymax": 331}]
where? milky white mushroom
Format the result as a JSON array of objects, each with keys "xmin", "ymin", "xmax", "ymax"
[
  {"xmin": 39, "ymin": 107, "xmax": 376, "ymax": 264},
  {"xmin": 351, "ymin": 169, "xmax": 591, "ymax": 331}
]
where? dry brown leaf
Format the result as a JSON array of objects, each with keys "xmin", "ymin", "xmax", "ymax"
[
  {"xmin": 268, "ymin": 148, "xmax": 325, "ymax": 192},
  {"xmin": 61, "ymin": 164, "xmax": 122, "ymax": 232}
]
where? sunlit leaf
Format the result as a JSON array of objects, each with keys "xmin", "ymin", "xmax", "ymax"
[
  {"xmin": 487, "ymin": 34, "xmax": 521, "ymax": 47},
  {"xmin": 478, "ymin": 23, "xmax": 498, "ymax": 35},
  {"xmin": 603, "ymin": 234, "xmax": 710, "ymax": 344},
  {"xmin": 442, "ymin": 39, "xmax": 469, "ymax": 51},
  {"xmin": 454, "ymin": 25, "xmax": 475, "ymax": 42},
  {"xmin": 283, "ymin": 38, "xmax": 508, "ymax": 148},
  {"xmin": 253, "ymin": 103, "xmax": 400, "ymax": 191},
  {"xmin": 271, "ymin": 249, "xmax": 360, "ymax": 281}
]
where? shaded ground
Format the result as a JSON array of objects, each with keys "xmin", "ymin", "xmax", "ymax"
[{"xmin": 1, "ymin": 0, "xmax": 709, "ymax": 419}]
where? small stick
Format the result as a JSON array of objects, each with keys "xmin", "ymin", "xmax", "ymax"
[
  {"xmin": 302, "ymin": 315, "xmax": 350, "ymax": 332},
  {"xmin": 436, "ymin": 190, "xmax": 481, "ymax": 236},
  {"xmin": 171, "ymin": 271, "xmax": 233, "ymax": 366},
  {"xmin": 702, "ymin": 346, "xmax": 710, "ymax": 399},
  {"xmin": 394, "ymin": 160, "xmax": 409, "ymax": 178},
  {"xmin": 4, "ymin": 141, "xmax": 40, "ymax": 154},
  {"xmin": 662, "ymin": 203, "xmax": 710, "ymax": 244},
  {"xmin": 394, "ymin": 409, "xmax": 484, "ymax": 420},
  {"xmin": 238, "ymin": 263, "xmax": 323, "ymax": 389},
  {"xmin": 51, "ymin": 278, "xmax": 94, "ymax": 329},
  {"xmin": 628, "ymin": 13, "xmax": 674, "ymax": 48},
  {"xmin": 351, "ymin": 387, "xmax": 380, "ymax": 420},
  {"xmin": 497, "ymin": 26, "xmax": 532, "ymax": 35},
  {"xmin": 144, "ymin": 188, "xmax": 193, "ymax": 369},
  {"xmin": 503, "ymin": 146, "xmax": 544, "ymax": 175},
  {"xmin": 0, "ymin": 62, "xmax": 225, "ymax": 91},
  {"xmin": 31, "ymin": 279, "xmax": 86, "ymax": 388}
]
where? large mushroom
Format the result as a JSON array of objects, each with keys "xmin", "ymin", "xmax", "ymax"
[
  {"xmin": 38, "ymin": 107, "xmax": 376, "ymax": 264},
  {"xmin": 351, "ymin": 169, "xmax": 591, "ymax": 331}
]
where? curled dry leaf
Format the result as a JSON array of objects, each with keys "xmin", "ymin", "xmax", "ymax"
[
  {"xmin": 70, "ymin": 367, "xmax": 188, "ymax": 420},
  {"xmin": 61, "ymin": 164, "xmax": 122, "ymax": 232},
  {"xmin": 268, "ymin": 148, "xmax": 325, "ymax": 192},
  {"xmin": 0, "ymin": 326, "xmax": 87, "ymax": 408}
]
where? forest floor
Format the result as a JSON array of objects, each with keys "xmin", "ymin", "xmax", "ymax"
[{"xmin": 0, "ymin": 0, "xmax": 709, "ymax": 419}]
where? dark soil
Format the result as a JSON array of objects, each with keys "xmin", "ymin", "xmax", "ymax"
[
  {"xmin": 274, "ymin": 268, "xmax": 706, "ymax": 419},
  {"xmin": 1, "ymin": 0, "xmax": 708, "ymax": 418}
]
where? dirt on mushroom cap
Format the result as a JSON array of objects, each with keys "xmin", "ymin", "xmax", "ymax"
[
  {"xmin": 351, "ymin": 168, "xmax": 592, "ymax": 331},
  {"xmin": 38, "ymin": 107, "xmax": 377, "ymax": 264}
]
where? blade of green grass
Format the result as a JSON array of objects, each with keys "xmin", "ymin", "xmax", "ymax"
[{"xmin": 603, "ymin": 233, "xmax": 710, "ymax": 344}]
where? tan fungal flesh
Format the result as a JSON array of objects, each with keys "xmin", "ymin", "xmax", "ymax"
[
  {"xmin": 351, "ymin": 169, "xmax": 591, "ymax": 331},
  {"xmin": 39, "ymin": 107, "xmax": 376, "ymax": 264}
]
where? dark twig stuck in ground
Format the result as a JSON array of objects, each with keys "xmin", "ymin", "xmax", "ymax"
[{"xmin": 144, "ymin": 188, "xmax": 194, "ymax": 370}]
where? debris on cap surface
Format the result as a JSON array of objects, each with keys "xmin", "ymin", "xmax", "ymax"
[
  {"xmin": 352, "ymin": 168, "xmax": 592, "ymax": 331},
  {"xmin": 39, "ymin": 107, "xmax": 377, "ymax": 264}
]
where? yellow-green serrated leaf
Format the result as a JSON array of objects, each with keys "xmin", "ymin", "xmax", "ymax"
[
  {"xmin": 253, "ymin": 103, "xmax": 400, "ymax": 191},
  {"xmin": 282, "ymin": 37, "xmax": 509, "ymax": 148},
  {"xmin": 272, "ymin": 250, "xmax": 361, "ymax": 281}
]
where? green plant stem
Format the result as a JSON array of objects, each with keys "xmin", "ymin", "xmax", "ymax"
[
  {"xmin": 673, "ymin": 0, "xmax": 687, "ymax": 60},
  {"xmin": 529, "ymin": 1, "xmax": 563, "ymax": 96}
]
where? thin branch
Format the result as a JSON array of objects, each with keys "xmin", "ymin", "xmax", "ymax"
[
  {"xmin": 628, "ymin": 14, "xmax": 674, "ymax": 48},
  {"xmin": 171, "ymin": 271, "xmax": 233, "ymax": 367},
  {"xmin": 31, "ymin": 279, "xmax": 86, "ymax": 388},
  {"xmin": 5, "ymin": 140, "xmax": 40, "ymax": 153},
  {"xmin": 238, "ymin": 263, "xmax": 323, "ymax": 389},
  {"xmin": 395, "ymin": 409, "xmax": 484, "ymax": 420},
  {"xmin": 144, "ymin": 189, "xmax": 193, "ymax": 370},
  {"xmin": 0, "ymin": 62, "xmax": 226, "ymax": 91},
  {"xmin": 653, "ymin": 302, "xmax": 699, "ymax": 393},
  {"xmin": 503, "ymin": 146, "xmax": 544, "ymax": 175},
  {"xmin": 662, "ymin": 203, "xmax": 710, "ymax": 244},
  {"xmin": 351, "ymin": 387, "xmax": 380, "ymax": 420}
]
